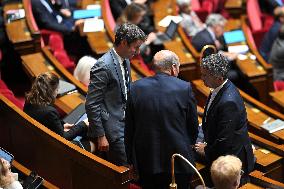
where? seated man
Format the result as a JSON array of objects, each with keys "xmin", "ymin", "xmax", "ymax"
[
  {"xmin": 210, "ymin": 155, "xmax": 243, "ymax": 189},
  {"xmin": 31, "ymin": 0, "xmax": 82, "ymax": 34},
  {"xmin": 192, "ymin": 14, "xmax": 259, "ymax": 99},
  {"xmin": 269, "ymin": 24, "xmax": 284, "ymax": 81},
  {"xmin": 177, "ymin": 0, "xmax": 205, "ymax": 37}
]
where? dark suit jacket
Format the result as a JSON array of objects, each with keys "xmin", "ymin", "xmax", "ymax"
[
  {"xmin": 191, "ymin": 28, "xmax": 227, "ymax": 52},
  {"xmin": 202, "ymin": 80, "xmax": 254, "ymax": 174},
  {"xmin": 23, "ymin": 103, "xmax": 87, "ymax": 140},
  {"xmin": 31, "ymin": 0, "xmax": 73, "ymax": 34},
  {"xmin": 125, "ymin": 73, "xmax": 199, "ymax": 175},
  {"xmin": 86, "ymin": 48, "xmax": 131, "ymax": 142}
]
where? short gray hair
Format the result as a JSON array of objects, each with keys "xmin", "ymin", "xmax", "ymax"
[
  {"xmin": 176, "ymin": 0, "xmax": 191, "ymax": 7},
  {"xmin": 201, "ymin": 53, "xmax": 230, "ymax": 78},
  {"xmin": 153, "ymin": 50, "xmax": 179, "ymax": 72},
  {"xmin": 205, "ymin": 14, "xmax": 226, "ymax": 27}
]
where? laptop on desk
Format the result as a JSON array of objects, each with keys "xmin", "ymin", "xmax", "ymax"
[
  {"xmin": 63, "ymin": 103, "xmax": 86, "ymax": 125},
  {"xmin": 153, "ymin": 21, "xmax": 178, "ymax": 45},
  {"xmin": 57, "ymin": 80, "xmax": 77, "ymax": 97}
]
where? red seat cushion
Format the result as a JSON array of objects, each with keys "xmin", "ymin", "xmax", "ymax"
[
  {"xmin": 104, "ymin": 0, "xmax": 116, "ymax": 31},
  {"xmin": 0, "ymin": 80, "xmax": 8, "ymax": 90},
  {"xmin": 247, "ymin": 0, "xmax": 262, "ymax": 31},
  {"xmin": 274, "ymin": 81, "xmax": 284, "ymax": 91},
  {"xmin": 54, "ymin": 50, "xmax": 75, "ymax": 73},
  {"xmin": 49, "ymin": 33, "xmax": 64, "ymax": 52},
  {"xmin": 0, "ymin": 88, "xmax": 24, "ymax": 109}
]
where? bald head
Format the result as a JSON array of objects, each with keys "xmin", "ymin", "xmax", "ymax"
[{"xmin": 153, "ymin": 50, "xmax": 180, "ymax": 74}]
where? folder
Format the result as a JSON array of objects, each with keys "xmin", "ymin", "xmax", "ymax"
[{"xmin": 73, "ymin": 9, "xmax": 101, "ymax": 19}]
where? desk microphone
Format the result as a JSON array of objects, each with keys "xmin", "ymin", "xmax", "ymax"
[{"xmin": 169, "ymin": 153, "xmax": 206, "ymax": 189}]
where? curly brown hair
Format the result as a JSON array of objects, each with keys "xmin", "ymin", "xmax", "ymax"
[{"xmin": 25, "ymin": 72, "xmax": 59, "ymax": 106}]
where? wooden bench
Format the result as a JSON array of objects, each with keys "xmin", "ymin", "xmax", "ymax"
[
  {"xmin": 12, "ymin": 160, "xmax": 59, "ymax": 189},
  {"xmin": 0, "ymin": 94, "xmax": 131, "ymax": 189}
]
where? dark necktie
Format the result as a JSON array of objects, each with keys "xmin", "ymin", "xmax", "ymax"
[{"xmin": 123, "ymin": 60, "xmax": 130, "ymax": 91}]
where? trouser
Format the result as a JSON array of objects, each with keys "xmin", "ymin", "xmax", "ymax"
[{"xmin": 139, "ymin": 173, "xmax": 191, "ymax": 189}]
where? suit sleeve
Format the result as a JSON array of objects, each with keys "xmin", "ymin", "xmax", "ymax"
[
  {"xmin": 124, "ymin": 88, "xmax": 135, "ymax": 164},
  {"xmin": 46, "ymin": 109, "xmax": 87, "ymax": 140},
  {"xmin": 204, "ymin": 101, "xmax": 239, "ymax": 162},
  {"xmin": 187, "ymin": 85, "xmax": 199, "ymax": 144},
  {"xmin": 85, "ymin": 62, "xmax": 110, "ymax": 139}
]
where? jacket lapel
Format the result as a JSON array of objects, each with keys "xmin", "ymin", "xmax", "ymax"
[
  {"xmin": 110, "ymin": 49, "xmax": 127, "ymax": 101},
  {"xmin": 206, "ymin": 81, "xmax": 231, "ymax": 117}
]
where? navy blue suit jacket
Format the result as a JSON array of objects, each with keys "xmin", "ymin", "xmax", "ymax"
[
  {"xmin": 202, "ymin": 80, "xmax": 255, "ymax": 174},
  {"xmin": 125, "ymin": 73, "xmax": 199, "ymax": 175},
  {"xmin": 191, "ymin": 28, "xmax": 227, "ymax": 52}
]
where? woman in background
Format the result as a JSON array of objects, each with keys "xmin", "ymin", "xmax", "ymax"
[
  {"xmin": 24, "ymin": 72, "xmax": 94, "ymax": 152},
  {"xmin": 73, "ymin": 56, "xmax": 97, "ymax": 86},
  {"xmin": 0, "ymin": 158, "xmax": 23, "ymax": 189}
]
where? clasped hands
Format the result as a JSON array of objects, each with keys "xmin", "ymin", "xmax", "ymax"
[{"xmin": 194, "ymin": 142, "xmax": 206, "ymax": 157}]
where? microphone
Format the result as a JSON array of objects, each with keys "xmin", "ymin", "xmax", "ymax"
[{"xmin": 169, "ymin": 153, "xmax": 206, "ymax": 189}]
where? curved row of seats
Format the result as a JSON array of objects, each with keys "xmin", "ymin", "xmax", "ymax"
[{"xmin": 1, "ymin": 0, "xmax": 283, "ymax": 188}]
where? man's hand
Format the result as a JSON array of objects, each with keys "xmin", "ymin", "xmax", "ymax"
[
  {"xmin": 133, "ymin": 0, "xmax": 147, "ymax": 4},
  {"xmin": 64, "ymin": 123, "xmax": 74, "ymax": 132},
  {"xmin": 60, "ymin": 9, "xmax": 72, "ymax": 17},
  {"xmin": 194, "ymin": 142, "xmax": 206, "ymax": 157},
  {"xmin": 97, "ymin": 135, "xmax": 109, "ymax": 151},
  {"xmin": 83, "ymin": 118, "xmax": 89, "ymax": 126}
]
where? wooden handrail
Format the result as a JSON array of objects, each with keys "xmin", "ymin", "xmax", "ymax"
[{"xmin": 0, "ymin": 94, "xmax": 130, "ymax": 189}]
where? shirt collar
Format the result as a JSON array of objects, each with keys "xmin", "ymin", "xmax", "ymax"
[
  {"xmin": 210, "ymin": 79, "xmax": 228, "ymax": 95},
  {"xmin": 207, "ymin": 27, "xmax": 216, "ymax": 41},
  {"xmin": 112, "ymin": 48, "xmax": 124, "ymax": 64}
]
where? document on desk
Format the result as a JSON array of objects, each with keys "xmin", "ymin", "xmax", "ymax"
[
  {"xmin": 158, "ymin": 15, "xmax": 182, "ymax": 27},
  {"xmin": 228, "ymin": 45, "xmax": 249, "ymax": 54},
  {"xmin": 261, "ymin": 119, "xmax": 284, "ymax": 133},
  {"xmin": 83, "ymin": 18, "xmax": 104, "ymax": 32}
]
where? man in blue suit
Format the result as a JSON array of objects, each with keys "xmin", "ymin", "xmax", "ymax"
[
  {"xmin": 86, "ymin": 23, "xmax": 146, "ymax": 166},
  {"xmin": 195, "ymin": 53, "xmax": 255, "ymax": 185},
  {"xmin": 125, "ymin": 50, "xmax": 199, "ymax": 189}
]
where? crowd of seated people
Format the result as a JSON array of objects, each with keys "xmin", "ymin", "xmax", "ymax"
[
  {"xmin": 3, "ymin": 1, "xmax": 284, "ymax": 189},
  {"xmin": 23, "ymin": 72, "xmax": 95, "ymax": 152},
  {"xmin": 177, "ymin": 0, "xmax": 205, "ymax": 37}
]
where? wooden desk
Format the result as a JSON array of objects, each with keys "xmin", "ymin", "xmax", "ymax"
[
  {"xmin": 269, "ymin": 91, "xmax": 284, "ymax": 111},
  {"xmin": 254, "ymin": 149, "xmax": 283, "ymax": 181},
  {"xmin": 21, "ymin": 52, "xmax": 54, "ymax": 79},
  {"xmin": 4, "ymin": 2, "xmax": 40, "ymax": 54},
  {"xmin": 153, "ymin": 0, "xmax": 198, "ymax": 81},
  {"xmin": 239, "ymin": 183, "xmax": 264, "ymax": 189},
  {"xmin": 55, "ymin": 92, "xmax": 85, "ymax": 114},
  {"xmin": 80, "ymin": 0, "xmax": 111, "ymax": 55},
  {"xmin": 86, "ymin": 31, "xmax": 112, "ymax": 55},
  {"xmin": 225, "ymin": 0, "xmax": 244, "ymax": 18}
]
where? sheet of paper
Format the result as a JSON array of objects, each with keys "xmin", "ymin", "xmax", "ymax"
[
  {"xmin": 86, "ymin": 4, "xmax": 101, "ymax": 10},
  {"xmin": 83, "ymin": 18, "xmax": 104, "ymax": 32},
  {"xmin": 158, "ymin": 15, "xmax": 183, "ymax": 27}
]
